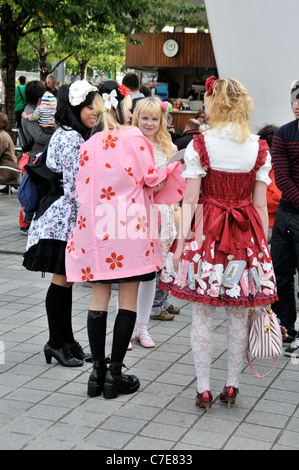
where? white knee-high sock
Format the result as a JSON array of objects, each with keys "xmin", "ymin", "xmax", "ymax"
[
  {"xmin": 136, "ymin": 278, "xmax": 156, "ymax": 326},
  {"xmin": 225, "ymin": 305, "xmax": 249, "ymax": 388},
  {"xmin": 191, "ymin": 303, "xmax": 215, "ymax": 393}
]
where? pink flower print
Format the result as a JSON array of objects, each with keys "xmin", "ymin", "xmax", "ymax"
[
  {"xmin": 100, "ymin": 186, "xmax": 115, "ymax": 201},
  {"xmin": 78, "ymin": 216, "xmax": 86, "ymax": 230},
  {"xmin": 136, "ymin": 215, "xmax": 148, "ymax": 233},
  {"xmin": 103, "ymin": 135, "xmax": 118, "ymax": 150},
  {"xmin": 66, "ymin": 236, "xmax": 74, "ymax": 254},
  {"xmin": 106, "ymin": 252, "xmax": 124, "ymax": 270},
  {"xmin": 81, "ymin": 267, "xmax": 94, "ymax": 281},
  {"xmin": 124, "ymin": 166, "xmax": 133, "ymax": 177}
]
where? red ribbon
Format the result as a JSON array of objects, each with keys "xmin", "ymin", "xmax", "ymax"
[
  {"xmin": 203, "ymin": 196, "xmax": 252, "ymax": 254},
  {"xmin": 205, "ymin": 76, "xmax": 219, "ymax": 97}
]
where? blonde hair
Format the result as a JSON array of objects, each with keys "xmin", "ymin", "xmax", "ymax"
[
  {"xmin": 93, "ymin": 93, "xmax": 132, "ymax": 135},
  {"xmin": 205, "ymin": 78, "xmax": 254, "ymax": 143},
  {"xmin": 132, "ymin": 97, "xmax": 174, "ymax": 159}
]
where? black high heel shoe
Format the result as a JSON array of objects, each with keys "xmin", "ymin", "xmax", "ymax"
[
  {"xmin": 44, "ymin": 343, "xmax": 84, "ymax": 367},
  {"xmin": 67, "ymin": 341, "xmax": 93, "ymax": 363},
  {"xmin": 103, "ymin": 362, "xmax": 140, "ymax": 399}
]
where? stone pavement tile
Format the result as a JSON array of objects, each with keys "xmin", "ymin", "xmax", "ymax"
[
  {"xmin": 245, "ymin": 410, "xmax": 289, "ymax": 429},
  {"xmin": 152, "ymin": 408, "xmax": 199, "ymax": 428},
  {"xmin": 101, "ymin": 415, "xmax": 148, "ymax": 434},
  {"xmin": 180, "ymin": 428, "xmax": 227, "ymax": 450},
  {"xmin": 223, "ymin": 436, "xmax": 272, "ymax": 450},
  {"xmin": 24, "ymin": 438, "xmax": 74, "ymax": 450},
  {"xmin": 276, "ymin": 430, "xmax": 299, "ymax": 449},
  {"xmin": 123, "ymin": 435, "xmax": 176, "ymax": 451},
  {"xmin": 0, "ymin": 431, "xmax": 33, "ymax": 450},
  {"xmin": 2, "ymin": 416, "xmax": 53, "ymax": 435},
  {"xmin": 85, "ymin": 428, "xmax": 134, "ymax": 450},
  {"xmin": 43, "ymin": 420, "xmax": 94, "ymax": 440},
  {"xmin": 234, "ymin": 422, "xmax": 281, "ymax": 443}
]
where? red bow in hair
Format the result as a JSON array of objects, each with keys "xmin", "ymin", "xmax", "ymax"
[
  {"xmin": 118, "ymin": 84, "xmax": 130, "ymax": 97},
  {"xmin": 205, "ymin": 76, "xmax": 219, "ymax": 96}
]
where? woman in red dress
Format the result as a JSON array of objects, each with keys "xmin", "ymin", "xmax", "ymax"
[{"xmin": 160, "ymin": 77, "xmax": 278, "ymax": 412}]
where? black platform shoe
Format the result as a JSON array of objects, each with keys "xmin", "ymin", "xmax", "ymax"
[
  {"xmin": 87, "ymin": 360, "xmax": 109, "ymax": 398},
  {"xmin": 44, "ymin": 343, "xmax": 84, "ymax": 367},
  {"xmin": 103, "ymin": 362, "xmax": 140, "ymax": 399}
]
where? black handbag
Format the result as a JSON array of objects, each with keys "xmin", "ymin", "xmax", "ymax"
[{"xmin": 18, "ymin": 124, "xmax": 34, "ymax": 152}]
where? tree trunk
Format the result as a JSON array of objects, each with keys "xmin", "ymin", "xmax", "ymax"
[
  {"xmin": 39, "ymin": 33, "xmax": 49, "ymax": 82},
  {"xmin": 78, "ymin": 60, "xmax": 89, "ymax": 80},
  {"xmin": 0, "ymin": 5, "xmax": 20, "ymax": 130}
]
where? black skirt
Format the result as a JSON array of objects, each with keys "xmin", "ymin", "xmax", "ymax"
[
  {"xmin": 94, "ymin": 271, "xmax": 156, "ymax": 284},
  {"xmin": 23, "ymin": 239, "xmax": 67, "ymax": 276}
]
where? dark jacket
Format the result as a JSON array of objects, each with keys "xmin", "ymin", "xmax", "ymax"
[{"xmin": 175, "ymin": 130, "xmax": 201, "ymax": 150}]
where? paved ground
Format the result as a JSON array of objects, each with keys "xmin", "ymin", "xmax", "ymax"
[{"xmin": 0, "ymin": 189, "xmax": 299, "ymax": 452}]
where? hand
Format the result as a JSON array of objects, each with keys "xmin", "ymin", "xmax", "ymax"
[
  {"xmin": 22, "ymin": 111, "xmax": 27, "ymax": 118},
  {"xmin": 172, "ymin": 246, "xmax": 183, "ymax": 271},
  {"xmin": 153, "ymin": 178, "xmax": 167, "ymax": 193}
]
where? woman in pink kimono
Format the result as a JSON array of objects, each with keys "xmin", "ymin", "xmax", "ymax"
[{"xmin": 65, "ymin": 80, "xmax": 185, "ymax": 399}]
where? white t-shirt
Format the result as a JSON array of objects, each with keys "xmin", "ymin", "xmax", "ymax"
[{"xmin": 182, "ymin": 124, "xmax": 271, "ymax": 185}]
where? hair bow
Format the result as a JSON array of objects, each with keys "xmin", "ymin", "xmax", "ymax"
[
  {"xmin": 118, "ymin": 84, "xmax": 130, "ymax": 97},
  {"xmin": 69, "ymin": 79, "xmax": 98, "ymax": 106},
  {"xmin": 102, "ymin": 89, "xmax": 118, "ymax": 110},
  {"xmin": 205, "ymin": 76, "xmax": 219, "ymax": 97}
]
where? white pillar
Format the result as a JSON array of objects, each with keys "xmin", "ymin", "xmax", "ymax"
[{"xmin": 204, "ymin": 0, "xmax": 299, "ymax": 131}]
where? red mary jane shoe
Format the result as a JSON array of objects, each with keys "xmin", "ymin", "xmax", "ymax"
[
  {"xmin": 195, "ymin": 390, "xmax": 213, "ymax": 414},
  {"xmin": 219, "ymin": 386, "xmax": 238, "ymax": 408}
]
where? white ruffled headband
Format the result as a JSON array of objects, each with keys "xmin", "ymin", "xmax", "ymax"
[{"xmin": 69, "ymin": 79, "xmax": 98, "ymax": 106}]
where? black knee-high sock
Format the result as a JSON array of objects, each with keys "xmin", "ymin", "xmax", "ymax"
[
  {"xmin": 63, "ymin": 286, "xmax": 75, "ymax": 344},
  {"xmin": 111, "ymin": 309, "xmax": 136, "ymax": 364},
  {"xmin": 45, "ymin": 283, "xmax": 69, "ymax": 349},
  {"xmin": 87, "ymin": 310, "xmax": 107, "ymax": 362}
]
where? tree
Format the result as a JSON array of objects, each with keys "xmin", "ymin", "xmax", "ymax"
[{"xmin": 0, "ymin": 0, "xmax": 206, "ymax": 128}]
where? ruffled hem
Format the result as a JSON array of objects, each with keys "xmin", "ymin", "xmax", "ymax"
[
  {"xmin": 23, "ymin": 239, "xmax": 67, "ymax": 275},
  {"xmin": 159, "ymin": 282, "xmax": 278, "ymax": 307}
]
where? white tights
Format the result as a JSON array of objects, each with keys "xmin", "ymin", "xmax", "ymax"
[{"xmin": 191, "ymin": 303, "xmax": 249, "ymax": 393}]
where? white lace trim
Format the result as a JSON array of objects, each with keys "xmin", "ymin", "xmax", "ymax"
[{"xmin": 205, "ymin": 123, "xmax": 259, "ymax": 142}]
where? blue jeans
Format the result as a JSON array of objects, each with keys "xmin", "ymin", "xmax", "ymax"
[
  {"xmin": 151, "ymin": 270, "xmax": 169, "ymax": 316},
  {"xmin": 271, "ymin": 207, "xmax": 299, "ymax": 335}
]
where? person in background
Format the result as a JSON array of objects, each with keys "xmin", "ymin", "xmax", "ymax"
[
  {"xmin": 122, "ymin": 72, "xmax": 144, "ymax": 113},
  {"xmin": 65, "ymin": 81, "xmax": 185, "ymax": 398},
  {"xmin": 21, "ymin": 81, "xmax": 52, "ymax": 156},
  {"xmin": 132, "ymin": 97, "xmax": 182, "ymax": 334},
  {"xmin": 166, "ymin": 112, "xmax": 176, "ymax": 143},
  {"xmin": 160, "ymin": 76, "xmax": 277, "ymax": 413},
  {"xmin": 195, "ymin": 109, "xmax": 208, "ymax": 131},
  {"xmin": 140, "ymin": 85, "xmax": 152, "ymax": 97},
  {"xmin": 23, "ymin": 79, "xmax": 98, "ymax": 367},
  {"xmin": 175, "ymin": 118, "xmax": 201, "ymax": 150},
  {"xmin": 257, "ymin": 124, "xmax": 280, "ymax": 243},
  {"xmin": 271, "ymin": 80, "xmax": 299, "ymax": 354},
  {"xmin": 15, "ymin": 76, "xmax": 26, "ymax": 128},
  {"xmin": 0, "ymin": 112, "xmax": 19, "ymax": 193},
  {"xmin": 22, "ymin": 91, "xmax": 57, "ymax": 136},
  {"xmin": 45, "ymin": 74, "xmax": 58, "ymax": 97}
]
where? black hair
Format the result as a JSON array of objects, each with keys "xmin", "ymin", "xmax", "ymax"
[
  {"xmin": 55, "ymin": 84, "xmax": 97, "ymax": 140},
  {"xmin": 98, "ymin": 80, "xmax": 126, "ymax": 125},
  {"xmin": 18, "ymin": 76, "xmax": 26, "ymax": 85},
  {"xmin": 257, "ymin": 124, "xmax": 278, "ymax": 151},
  {"xmin": 24, "ymin": 80, "xmax": 46, "ymax": 106},
  {"xmin": 122, "ymin": 73, "xmax": 139, "ymax": 91}
]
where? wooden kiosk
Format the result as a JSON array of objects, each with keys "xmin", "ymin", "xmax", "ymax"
[{"xmin": 125, "ymin": 31, "xmax": 217, "ymax": 132}]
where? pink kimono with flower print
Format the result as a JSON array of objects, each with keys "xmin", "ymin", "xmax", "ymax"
[{"xmin": 65, "ymin": 127, "xmax": 186, "ymax": 282}]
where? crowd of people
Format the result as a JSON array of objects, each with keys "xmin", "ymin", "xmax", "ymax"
[{"xmin": 0, "ymin": 70, "xmax": 299, "ymax": 413}]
